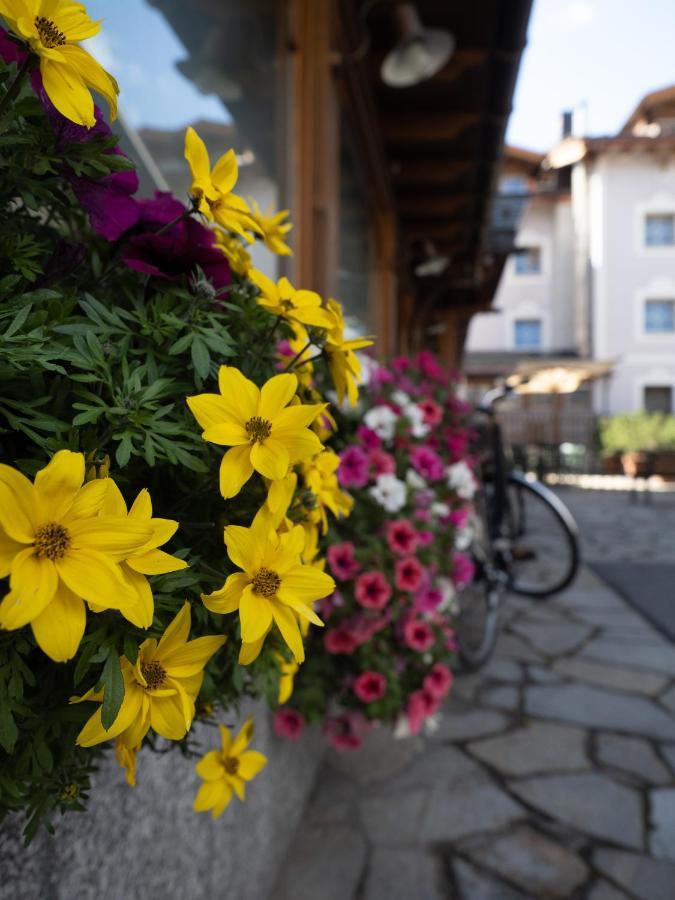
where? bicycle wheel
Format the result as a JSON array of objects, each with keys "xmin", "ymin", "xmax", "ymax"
[
  {"xmin": 504, "ymin": 473, "xmax": 580, "ymax": 598},
  {"xmin": 455, "ymin": 489, "xmax": 504, "ymax": 670}
]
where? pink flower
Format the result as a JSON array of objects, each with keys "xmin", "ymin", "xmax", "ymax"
[
  {"xmin": 349, "ymin": 612, "xmax": 391, "ymax": 646},
  {"xmin": 338, "ymin": 446, "xmax": 370, "ymax": 488},
  {"xmin": 273, "ymin": 708, "xmax": 306, "ymax": 740},
  {"xmin": 415, "ymin": 508, "xmax": 432, "ymax": 524},
  {"xmin": 324, "ymin": 625, "xmax": 358, "ymax": 655},
  {"xmin": 369, "ymin": 448, "xmax": 396, "ymax": 477},
  {"xmin": 404, "ymin": 618, "xmax": 435, "ymax": 652},
  {"xmin": 386, "ymin": 519, "xmax": 420, "ymax": 555},
  {"xmin": 416, "ymin": 350, "xmax": 446, "ymax": 382},
  {"xmin": 449, "ymin": 507, "xmax": 470, "ymax": 529},
  {"xmin": 327, "ymin": 542, "xmax": 361, "ymax": 581},
  {"xmin": 415, "ymin": 587, "xmax": 443, "ymax": 612},
  {"xmin": 410, "ymin": 446, "xmax": 444, "ymax": 481},
  {"xmin": 357, "ymin": 425, "xmax": 382, "ymax": 450},
  {"xmin": 392, "ymin": 356, "xmax": 412, "ymax": 374},
  {"xmin": 424, "ymin": 663, "xmax": 453, "ymax": 699},
  {"xmin": 453, "ymin": 552, "xmax": 475, "ymax": 587},
  {"xmin": 407, "ymin": 688, "xmax": 439, "ymax": 735},
  {"xmin": 446, "ymin": 431, "xmax": 469, "ymax": 459},
  {"xmin": 353, "ymin": 671, "xmax": 387, "ymax": 703},
  {"xmin": 355, "ymin": 571, "xmax": 392, "ymax": 609},
  {"xmin": 395, "ymin": 556, "xmax": 425, "ymax": 592},
  {"xmin": 323, "ymin": 712, "xmax": 368, "ymax": 750},
  {"xmin": 418, "ymin": 530, "xmax": 434, "ymax": 546},
  {"xmin": 419, "ymin": 398, "xmax": 443, "ymax": 426}
]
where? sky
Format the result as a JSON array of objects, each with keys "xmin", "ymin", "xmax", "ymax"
[{"xmin": 506, "ymin": 0, "xmax": 675, "ymax": 152}]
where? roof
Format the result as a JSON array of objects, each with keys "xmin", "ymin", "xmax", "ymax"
[
  {"xmin": 621, "ymin": 84, "xmax": 675, "ymax": 135},
  {"xmin": 546, "ymin": 134, "xmax": 675, "ymax": 170}
]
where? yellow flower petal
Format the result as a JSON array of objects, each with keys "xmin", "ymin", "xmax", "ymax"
[
  {"xmin": 211, "ymin": 148, "xmax": 238, "ymax": 195},
  {"xmin": 156, "ymin": 601, "xmax": 191, "ymax": 656},
  {"xmin": 273, "ymin": 428, "xmax": 323, "ymax": 464},
  {"xmin": 128, "ymin": 488, "xmax": 152, "ymax": 520},
  {"xmin": 270, "ymin": 601, "xmax": 305, "ymax": 663},
  {"xmin": 30, "ymin": 583, "xmax": 85, "ymax": 662},
  {"xmin": 217, "ymin": 366, "xmax": 259, "ymax": 421},
  {"xmin": 69, "ymin": 518, "xmax": 153, "ymax": 559},
  {"xmin": 56, "ymin": 548, "xmax": 124, "ymax": 608},
  {"xmin": 39, "ymin": 57, "xmax": 95, "ymax": 128},
  {"xmin": 231, "ymin": 716, "xmax": 255, "ymax": 755},
  {"xmin": 126, "ymin": 548, "xmax": 187, "ymax": 576},
  {"xmin": 162, "ymin": 634, "xmax": 225, "ymax": 677},
  {"xmin": 149, "ymin": 692, "xmax": 190, "ymax": 740},
  {"xmin": 195, "ymin": 750, "xmax": 223, "ymax": 781},
  {"xmin": 219, "ymin": 445, "xmax": 254, "ymax": 499},
  {"xmin": 116, "ymin": 565, "xmax": 154, "ymax": 629},
  {"xmin": 250, "ymin": 439, "xmax": 289, "ymax": 481},
  {"xmin": 184, "ymin": 126, "xmax": 212, "ymax": 192},
  {"xmin": 238, "ymin": 636, "xmax": 265, "ymax": 665},
  {"xmin": 62, "ymin": 477, "xmax": 108, "ymax": 523},
  {"xmin": 202, "ymin": 571, "xmax": 249, "ymax": 614},
  {"xmin": 278, "ymin": 566, "xmax": 335, "ymax": 603},
  {"xmin": 239, "ymin": 584, "xmax": 273, "ymax": 644},
  {"xmin": 238, "ymin": 750, "xmax": 267, "ymax": 781},
  {"xmin": 3, "ymin": 549, "xmax": 58, "ymax": 628},
  {"xmin": 186, "ymin": 393, "xmax": 237, "ymax": 431},
  {"xmin": 0, "ymin": 528, "xmax": 23, "ymax": 578},
  {"xmin": 259, "ymin": 373, "xmax": 297, "ymax": 419},
  {"xmin": 77, "ymin": 682, "xmax": 144, "ymax": 747},
  {"xmin": 273, "ymin": 403, "xmax": 326, "ymax": 431},
  {"xmin": 59, "ymin": 44, "xmax": 118, "ymax": 120},
  {"xmin": 202, "ymin": 422, "xmax": 249, "ymax": 446}
]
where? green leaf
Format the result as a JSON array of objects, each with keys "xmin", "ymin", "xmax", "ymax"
[
  {"xmin": 123, "ymin": 634, "xmax": 139, "ymax": 665},
  {"xmin": 100, "ymin": 651, "xmax": 125, "ymax": 731},
  {"xmin": 0, "ymin": 703, "xmax": 18, "ymax": 754},
  {"xmin": 191, "ymin": 338, "xmax": 210, "ymax": 379}
]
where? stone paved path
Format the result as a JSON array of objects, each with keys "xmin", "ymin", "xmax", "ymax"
[{"xmin": 273, "ymin": 492, "xmax": 675, "ymax": 900}]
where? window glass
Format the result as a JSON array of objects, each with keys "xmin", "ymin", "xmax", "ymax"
[
  {"xmin": 86, "ymin": 0, "xmax": 288, "ymax": 278},
  {"xmin": 337, "ymin": 123, "xmax": 370, "ymax": 332},
  {"xmin": 513, "ymin": 247, "xmax": 541, "ymax": 275},
  {"xmin": 645, "ymin": 300, "xmax": 675, "ymax": 333},
  {"xmin": 499, "ymin": 175, "xmax": 528, "ymax": 195},
  {"xmin": 645, "ymin": 214, "xmax": 675, "ymax": 247},
  {"xmin": 514, "ymin": 319, "xmax": 542, "ymax": 349},
  {"xmin": 644, "ymin": 386, "xmax": 673, "ymax": 414}
]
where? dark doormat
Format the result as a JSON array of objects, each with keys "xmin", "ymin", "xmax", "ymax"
[{"xmin": 588, "ymin": 562, "xmax": 675, "ymax": 642}]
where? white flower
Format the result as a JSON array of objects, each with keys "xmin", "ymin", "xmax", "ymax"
[
  {"xmin": 430, "ymin": 502, "xmax": 450, "ymax": 518},
  {"xmin": 364, "ymin": 405, "xmax": 398, "ymax": 441},
  {"xmin": 369, "ymin": 473, "xmax": 407, "ymax": 512},
  {"xmin": 446, "ymin": 461, "xmax": 477, "ymax": 500},
  {"xmin": 406, "ymin": 468, "xmax": 427, "ymax": 490},
  {"xmin": 435, "ymin": 576, "xmax": 456, "ymax": 612},
  {"xmin": 454, "ymin": 525, "xmax": 473, "ymax": 551},
  {"xmin": 393, "ymin": 716, "xmax": 412, "ymax": 740},
  {"xmin": 391, "ymin": 389, "xmax": 411, "ymax": 407},
  {"xmin": 423, "ymin": 713, "xmax": 441, "ymax": 736},
  {"xmin": 404, "ymin": 403, "xmax": 429, "ymax": 438}
]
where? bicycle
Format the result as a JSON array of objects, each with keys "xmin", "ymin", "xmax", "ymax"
[{"xmin": 455, "ymin": 382, "xmax": 581, "ymax": 670}]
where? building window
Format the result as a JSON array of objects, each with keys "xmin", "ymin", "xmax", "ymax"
[
  {"xmin": 645, "ymin": 214, "xmax": 675, "ymax": 246},
  {"xmin": 499, "ymin": 175, "xmax": 528, "ymax": 195},
  {"xmin": 644, "ymin": 386, "xmax": 673, "ymax": 414},
  {"xmin": 514, "ymin": 319, "xmax": 542, "ymax": 350},
  {"xmin": 513, "ymin": 247, "xmax": 541, "ymax": 275},
  {"xmin": 645, "ymin": 299, "xmax": 675, "ymax": 333}
]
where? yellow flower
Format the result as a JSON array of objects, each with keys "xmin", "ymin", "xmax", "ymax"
[
  {"xmin": 202, "ymin": 516, "xmax": 334, "ymax": 663},
  {"xmin": 249, "ymin": 268, "xmax": 334, "ymax": 330},
  {"xmin": 187, "ymin": 366, "xmax": 325, "ymax": 500},
  {"xmin": 115, "ymin": 738, "xmax": 138, "ymax": 787},
  {"xmin": 0, "ymin": 0, "xmax": 118, "ymax": 127},
  {"xmin": 0, "ymin": 450, "xmax": 152, "ymax": 662},
  {"xmin": 93, "ymin": 481, "xmax": 188, "ymax": 629},
  {"xmin": 302, "ymin": 449, "xmax": 354, "ymax": 534},
  {"xmin": 324, "ymin": 299, "xmax": 373, "ymax": 405},
  {"xmin": 184, "ymin": 128, "xmax": 260, "ymax": 240},
  {"xmin": 194, "ymin": 717, "xmax": 267, "ymax": 818},
  {"xmin": 248, "ymin": 200, "xmax": 293, "ymax": 256},
  {"xmin": 75, "ymin": 602, "xmax": 225, "ymax": 747},
  {"xmin": 254, "ymin": 472, "xmax": 297, "ymax": 535},
  {"xmin": 277, "ymin": 655, "xmax": 298, "ymax": 704},
  {"xmin": 215, "ymin": 229, "xmax": 252, "ymax": 277}
]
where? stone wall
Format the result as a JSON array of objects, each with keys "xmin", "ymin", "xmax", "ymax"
[{"xmin": 0, "ymin": 701, "xmax": 324, "ymax": 900}]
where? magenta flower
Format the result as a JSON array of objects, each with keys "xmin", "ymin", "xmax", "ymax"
[
  {"xmin": 273, "ymin": 708, "xmax": 306, "ymax": 740},
  {"xmin": 424, "ymin": 663, "xmax": 453, "ymax": 699},
  {"xmin": 338, "ymin": 446, "xmax": 370, "ymax": 488},
  {"xmin": 369, "ymin": 448, "xmax": 396, "ymax": 477},
  {"xmin": 327, "ymin": 542, "xmax": 361, "ymax": 581},
  {"xmin": 355, "ymin": 571, "xmax": 392, "ymax": 610},
  {"xmin": 410, "ymin": 446, "xmax": 444, "ymax": 482},
  {"xmin": 323, "ymin": 712, "xmax": 368, "ymax": 750},
  {"xmin": 357, "ymin": 426, "xmax": 382, "ymax": 450},
  {"xmin": 353, "ymin": 671, "xmax": 387, "ymax": 703},
  {"xmin": 415, "ymin": 587, "xmax": 443, "ymax": 612},
  {"xmin": 403, "ymin": 618, "xmax": 435, "ymax": 652},
  {"xmin": 416, "ymin": 350, "xmax": 446, "ymax": 383},
  {"xmin": 418, "ymin": 530, "xmax": 434, "ymax": 546},
  {"xmin": 419, "ymin": 398, "xmax": 443, "ymax": 426},
  {"xmin": 395, "ymin": 556, "xmax": 425, "ymax": 592},
  {"xmin": 452, "ymin": 552, "xmax": 476, "ymax": 587},
  {"xmin": 386, "ymin": 519, "xmax": 419, "ymax": 556},
  {"xmin": 446, "ymin": 430, "xmax": 469, "ymax": 459},
  {"xmin": 407, "ymin": 688, "xmax": 439, "ymax": 735},
  {"xmin": 392, "ymin": 357, "xmax": 412, "ymax": 375},
  {"xmin": 449, "ymin": 507, "xmax": 470, "ymax": 529}
]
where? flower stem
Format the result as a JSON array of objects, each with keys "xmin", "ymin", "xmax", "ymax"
[
  {"xmin": 154, "ymin": 197, "xmax": 200, "ymax": 236},
  {"xmin": 0, "ymin": 55, "xmax": 33, "ymax": 122},
  {"xmin": 284, "ymin": 340, "xmax": 313, "ymax": 371}
]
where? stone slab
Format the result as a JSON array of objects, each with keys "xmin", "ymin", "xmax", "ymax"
[
  {"xmin": 273, "ymin": 824, "xmax": 367, "ymax": 900},
  {"xmin": 553, "ymin": 657, "xmax": 668, "ymax": 697},
  {"xmin": 509, "ymin": 772, "xmax": 643, "ymax": 849},
  {"xmin": 431, "ymin": 709, "xmax": 510, "ymax": 743},
  {"xmin": 494, "ymin": 633, "xmax": 545, "ymax": 663},
  {"xmin": 660, "ymin": 742, "xmax": 675, "ymax": 774},
  {"xmin": 327, "ymin": 727, "xmax": 424, "ymax": 783},
  {"xmin": 511, "ymin": 620, "xmax": 592, "ymax": 657},
  {"xmin": 382, "ymin": 744, "xmax": 483, "ymax": 793},
  {"xmin": 579, "ymin": 637, "xmax": 675, "ymax": 676},
  {"xmin": 526, "ymin": 664, "xmax": 563, "ymax": 684},
  {"xmin": 461, "ymin": 825, "xmax": 588, "ymax": 898},
  {"xmin": 420, "ymin": 774, "xmax": 523, "ymax": 842},
  {"xmin": 596, "ymin": 734, "xmax": 672, "ymax": 785},
  {"xmin": 481, "ymin": 657, "xmax": 523, "ymax": 683},
  {"xmin": 480, "ymin": 685, "xmax": 520, "ymax": 711},
  {"xmin": 587, "ymin": 879, "xmax": 632, "ymax": 900},
  {"xmin": 660, "ymin": 685, "xmax": 675, "ymax": 713},
  {"xmin": 452, "ymin": 859, "xmax": 530, "ymax": 900},
  {"xmin": 468, "ymin": 722, "xmax": 588, "ymax": 777},
  {"xmin": 525, "ymin": 683, "xmax": 675, "ymax": 740},
  {"xmin": 359, "ymin": 788, "xmax": 428, "ymax": 844},
  {"xmin": 363, "ymin": 848, "xmax": 446, "ymax": 900},
  {"xmin": 649, "ymin": 788, "xmax": 675, "ymax": 863},
  {"xmin": 593, "ymin": 849, "xmax": 675, "ymax": 900}
]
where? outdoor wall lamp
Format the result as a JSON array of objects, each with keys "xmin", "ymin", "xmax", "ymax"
[
  {"xmin": 380, "ymin": 3, "xmax": 456, "ymax": 88},
  {"xmin": 413, "ymin": 240, "xmax": 451, "ymax": 277}
]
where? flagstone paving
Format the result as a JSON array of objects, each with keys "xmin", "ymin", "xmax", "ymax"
[{"xmin": 273, "ymin": 490, "xmax": 675, "ymax": 899}]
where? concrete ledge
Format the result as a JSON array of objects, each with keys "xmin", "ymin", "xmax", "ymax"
[{"xmin": 0, "ymin": 702, "xmax": 324, "ymax": 900}]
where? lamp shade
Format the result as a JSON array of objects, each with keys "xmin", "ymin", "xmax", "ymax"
[{"xmin": 380, "ymin": 5, "xmax": 454, "ymax": 88}]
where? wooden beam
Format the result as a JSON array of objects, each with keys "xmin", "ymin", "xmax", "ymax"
[
  {"xmin": 398, "ymin": 193, "xmax": 476, "ymax": 217},
  {"xmin": 384, "ymin": 113, "xmax": 481, "ymax": 144},
  {"xmin": 392, "ymin": 159, "xmax": 474, "ymax": 186}
]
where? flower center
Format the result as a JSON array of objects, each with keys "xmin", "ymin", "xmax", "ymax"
[
  {"xmin": 251, "ymin": 567, "xmax": 281, "ymax": 598},
  {"xmin": 34, "ymin": 522, "xmax": 71, "ymax": 560},
  {"xmin": 224, "ymin": 756, "xmax": 239, "ymax": 775},
  {"xmin": 141, "ymin": 660, "xmax": 167, "ymax": 690},
  {"xmin": 245, "ymin": 416, "xmax": 272, "ymax": 443},
  {"xmin": 35, "ymin": 16, "xmax": 67, "ymax": 48}
]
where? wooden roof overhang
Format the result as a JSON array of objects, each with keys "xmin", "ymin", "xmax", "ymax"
[{"xmin": 337, "ymin": 0, "xmax": 533, "ymax": 348}]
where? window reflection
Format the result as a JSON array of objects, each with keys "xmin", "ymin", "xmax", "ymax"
[
  {"xmin": 338, "ymin": 123, "xmax": 371, "ymax": 332},
  {"xmin": 86, "ymin": 0, "xmax": 288, "ymax": 277}
]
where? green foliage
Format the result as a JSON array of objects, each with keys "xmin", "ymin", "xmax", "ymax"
[{"xmin": 599, "ymin": 412, "xmax": 675, "ymax": 455}]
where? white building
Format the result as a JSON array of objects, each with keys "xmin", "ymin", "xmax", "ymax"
[{"xmin": 467, "ymin": 87, "xmax": 675, "ymax": 417}]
